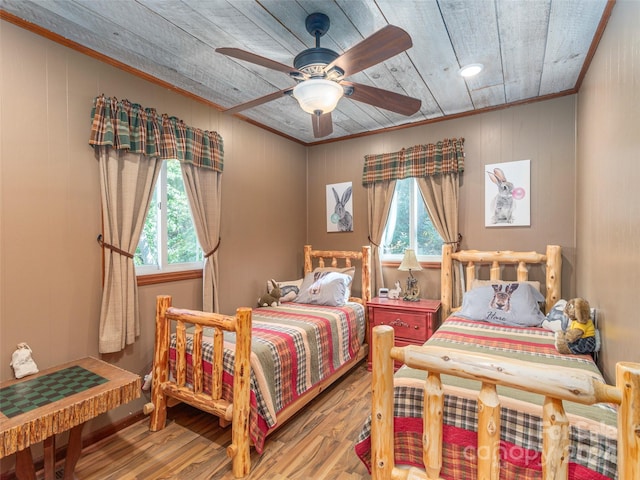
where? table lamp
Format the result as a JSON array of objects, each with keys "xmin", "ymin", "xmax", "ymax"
[{"xmin": 398, "ymin": 249, "xmax": 422, "ymax": 301}]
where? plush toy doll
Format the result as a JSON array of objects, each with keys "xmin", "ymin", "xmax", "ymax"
[
  {"xmin": 258, "ymin": 279, "xmax": 282, "ymax": 307},
  {"xmin": 554, "ymin": 298, "xmax": 596, "ymax": 354},
  {"xmin": 10, "ymin": 342, "xmax": 39, "ymax": 379}
]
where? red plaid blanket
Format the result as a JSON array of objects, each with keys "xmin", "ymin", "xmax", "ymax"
[
  {"xmin": 169, "ymin": 302, "xmax": 365, "ymax": 452},
  {"xmin": 355, "ymin": 317, "xmax": 618, "ymax": 479}
]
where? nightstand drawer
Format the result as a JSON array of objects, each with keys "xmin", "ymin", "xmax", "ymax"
[
  {"xmin": 367, "ymin": 297, "xmax": 441, "ymax": 372},
  {"xmin": 372, "ymin": 310, "xmax": 429, "ymax": 342}
]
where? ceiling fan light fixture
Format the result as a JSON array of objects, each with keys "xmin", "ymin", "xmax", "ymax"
[
  {"xmin": 459, "ymin": 63, "xmax": 483, "ymax": 77},
  {"xmin": 292, "ymin": 78, "xmax": 344, "ymax": 115}
]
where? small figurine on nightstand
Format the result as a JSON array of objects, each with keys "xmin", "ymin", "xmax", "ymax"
[
  {"xmin": 403, "ymin": 276, "xmax": 421, "ymax": 302},
  {"xmin": 388, "ymin": 281, "xmax": 402, "ymax": 299}
]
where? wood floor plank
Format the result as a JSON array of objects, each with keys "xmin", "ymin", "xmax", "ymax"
[{"xmin": 69, "ymin": 363, "xmax": 372, "ymax": 479}]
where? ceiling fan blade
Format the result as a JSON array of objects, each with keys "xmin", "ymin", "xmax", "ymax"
[
  {"xmin": 343, "ymin": 81, "xmax": 421, "ymax": 116},
  {"xmin": 224, "ymin": 88, "xmax": 293, "ymax": 114},
  {"xmin": 326, "ymin": 25, "xmax": 412, "ymax": 77},
  {"xmin": 216, "ymin": 47, "xmax": 300, "ymax": 76},
  {"xmin": 312, "ymin": 112, "xmax": 333, "ymax": 138}
]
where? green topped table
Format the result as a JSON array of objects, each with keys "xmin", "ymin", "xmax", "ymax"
[{"xmin": 0, "ymin": 357, "xmax": 140, "ymax": 480}]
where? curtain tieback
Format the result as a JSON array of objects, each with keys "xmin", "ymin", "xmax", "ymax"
[
  {"xmin": 443, "ymin": 233, "xmax": 463, "ymax": 252},
  {"xmin": 97, "ymin": 234, "xmax": 134, "ymax": 259},
  {"xmin": 204, "ymin": 237, "xmax": 221, "ymax": 258},
  {"xmin": 367, "ymin": 235, "xmax": 380, "ymax": 247}
]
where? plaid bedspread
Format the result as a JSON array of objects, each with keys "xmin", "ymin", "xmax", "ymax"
[
  {"xmin": 355, "ymin": 317, "xmax": 618, "ymax": 479},
  {"xmin": 169, "ymin": 302, "xmax": 365, "ymax": 452}
]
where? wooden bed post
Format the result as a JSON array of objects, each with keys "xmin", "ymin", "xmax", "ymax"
[
  {"xmin": 545, "ymin": 245, "xmax": 562, "ymax": 313},
  {"xmin": 371, "ymin": 325, "xmax": 396, "ymax": 480},
  {"xmin": 149, "ymin": 296, "xmax": 171, "ymax": 431},
  {"xmin": 616, "ymin": 362, "xmax": 640, "ymax": 479},
  {"xmin": 478, "ymin": 383, "xmax": 501, "ymax": 479},
  {"xmin": 542, "ymin": 397, "xmax": 569, "ymax": 478},
  {"xmin": 362, "ymin": 245, "xmax": 371, "ymax": 303},
  {"xmin": 228, "ymin": 307, "xmax": 252, "ymax": 478},
  {"xmin": 441, "ymin": 243, "xmax": 454, "ymax": 320},
  {"xmin": 424, "ymin": 373, "xmax": 444, "ymax": 478},
  {"xmin": 304, "ymin": 245, "xmax": 313, "ymax": 274}
]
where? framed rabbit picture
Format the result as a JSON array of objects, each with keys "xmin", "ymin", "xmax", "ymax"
[
  {"xmin": 484, "ymin": 159, "xmax": 530, "ymax": 227},
  {"xmin": 326, "ymin": 181, "xmax": 353, "ymax": 232}
]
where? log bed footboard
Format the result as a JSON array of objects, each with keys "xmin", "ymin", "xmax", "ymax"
[
  {"xmin": 149, "ymin": 295, "xmax": 252, "ymax": 478},
  {"xmin": 147, "ymin": 245, "xmax": 371, "ymax": 478},
  {"xmin": 370, "ymin": 325, "xmax": 640, "ymax": 480}
]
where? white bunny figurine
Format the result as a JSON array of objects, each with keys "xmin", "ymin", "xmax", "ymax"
[
  {"xmin": 388, "ymin": 281, "xmax": 402, "ymax": 299},
  {"xmin": 10, "ymin": 342, "xmax": 39, "ymax": 379}
]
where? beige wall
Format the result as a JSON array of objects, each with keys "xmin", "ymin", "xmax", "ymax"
[
  {"xmin": 307, "ymin": 95, "xmax": 578, "ymax": 301},
  {"xmin": 576, "ymin": 0, "xmax": 640, "ymax": 382}
]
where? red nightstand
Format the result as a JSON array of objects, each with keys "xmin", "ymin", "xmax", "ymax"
[{"xmin": 367, "ymin": 297, "xmax": 441, "ymax": 371}]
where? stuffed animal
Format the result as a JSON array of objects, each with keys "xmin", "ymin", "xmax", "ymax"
[
  {"xmin": 554, "ymin": 298, "xmax": 596, "ymax": 354},
  {"xmin": 10, "ymin": 342, "xmax": 39, "ymax": 379},
  {"xmin": 258, "ymin": 279, "xmax": 282, "ymax": 307}
]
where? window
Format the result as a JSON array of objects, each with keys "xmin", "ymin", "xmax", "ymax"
[
  {"xmin": 381, "ymin": 178, "xmax": 443, "ymax": 262},
  {"xmin": 135, "ymin": 159, "xmax": 203, "ymax": 274}
]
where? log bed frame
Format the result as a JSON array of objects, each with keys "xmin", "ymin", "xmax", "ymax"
[
  {"xmin": 370, "ymin": 243, "xmax": 640, "ymax": 480},
  {"xmin": 147, "ymin": 245, "xmax": 371, "ymax": 478}
]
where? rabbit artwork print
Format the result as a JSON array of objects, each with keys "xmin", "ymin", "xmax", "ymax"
[
  {"xmin": 487, "ymin": 167, "xmax": 515, "ymax": 224},
  {"xmin": 484, "ymin": 160, "xmax": 530, "ymax": 227},
  {"xmin": 327, "ymin": 182, "xmax": 353, "ymax": 232}
]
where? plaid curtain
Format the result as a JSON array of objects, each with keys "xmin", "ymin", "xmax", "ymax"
[
  {"xmin": 89, "ymin": 95, "xmax": 224, "ymax": 171},
  {"xmin": 362, "ymin": 138, "xmax": 464, "ymax": 186}
]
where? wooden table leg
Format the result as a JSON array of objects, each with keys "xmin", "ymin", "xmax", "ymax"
[
  {"xmin": 62, "ymin": 423, "xmax": 85, "ymax": 480},
  {"xmin": 43, "ymin": 436, "xmax": 56, "ymax": 480},
  {"xmin": 15, "ymin": 448, "xmax": 37, "ymax": 480}
]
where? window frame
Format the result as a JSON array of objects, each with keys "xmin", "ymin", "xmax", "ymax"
[
  {"xmin": 381, "ymin": 178, "xmax": 443, "ymax": 264},
  {"xmin": 135, "ymin": 159, "xmax": 204, "ymax": 278}
]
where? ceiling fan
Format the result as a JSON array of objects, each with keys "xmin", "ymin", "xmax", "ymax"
[{"xmin": 216, "ymin": 13, "xmax": 422, "ymax": 138}]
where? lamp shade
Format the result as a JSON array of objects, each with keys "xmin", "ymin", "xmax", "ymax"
[
  {"xmin": 292, "ymin": 78, "xmax": 344, "ymax": 115},
  {"xmin": 398, "ymin": 249, "xmax": 422, "ymax": 271}
]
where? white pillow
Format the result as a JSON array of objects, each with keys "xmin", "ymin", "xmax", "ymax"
[
  {"xmin": 313, "ymin": 266, "xmax": 355, "ymax": 300},
  {"xmin": 457, "ymin": 282, "xmax": 546, "ymax": 327},
  {"xmin": 541, "ymin": 299, "xmax": 569, "ymax": 332},
  {"xmin": 293, "ymin": 271, "xmax": 353, "ymax": 306}
]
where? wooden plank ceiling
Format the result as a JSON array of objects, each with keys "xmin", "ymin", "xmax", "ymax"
[{"xmin": 1, "ymin": 0, "xmax": 612, "ymax": 145}]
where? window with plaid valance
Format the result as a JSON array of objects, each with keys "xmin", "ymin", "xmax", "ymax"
[
  {"xmin": 89, "ymin": 95, "xmax": 224, "ymax": 171},
  {"xmin": 364, "ymin": 138, "xmax": 464, "ymax": 301},
  {"xmin": 362, "ymin": 138, "xmax": 464, "ymax": 185},
  {"xmin": 89, "ymin": 95, "xmax": 224, "ymax": 353}
]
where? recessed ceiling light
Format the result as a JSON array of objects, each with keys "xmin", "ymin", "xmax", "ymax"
[{"xmin": 459, "ymin": 63, "xmax": 483, "ymax": 77}]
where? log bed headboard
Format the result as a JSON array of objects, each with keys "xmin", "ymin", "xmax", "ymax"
[
  {"xmin": 303, "ymin": 245, "xmax": 371, "ymax": 304},
  {"xmin": 440, "ymin": 243, "xmax": 562, "ymax": 319}
]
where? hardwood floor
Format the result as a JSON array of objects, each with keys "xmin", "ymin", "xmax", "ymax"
[{"xmin": 72, "ymin": 362, "xmax": 372, "ymax": 479}]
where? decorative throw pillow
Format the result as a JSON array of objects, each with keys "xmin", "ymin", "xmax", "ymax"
[
  {"xmin": 268, "ymin": 278, "xmax": 303, "ymax": 302},
  {"xmin": 456, "ymin": 282, "xmax": 546, "ymax": 327},
  {"xmin": 470, "ymin": 279, "xmax": 541, "ymax": 294},
  {"xmin": 313, "ymin": 266, "xmax": 356, "ymax": 301},
  {"xmin": 541, "ymin": 299, "xmax": 569, "ymax": 332},
  {"xmin": 293, "ymin": 271, "xmax": 353, "ymax": 306}
]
